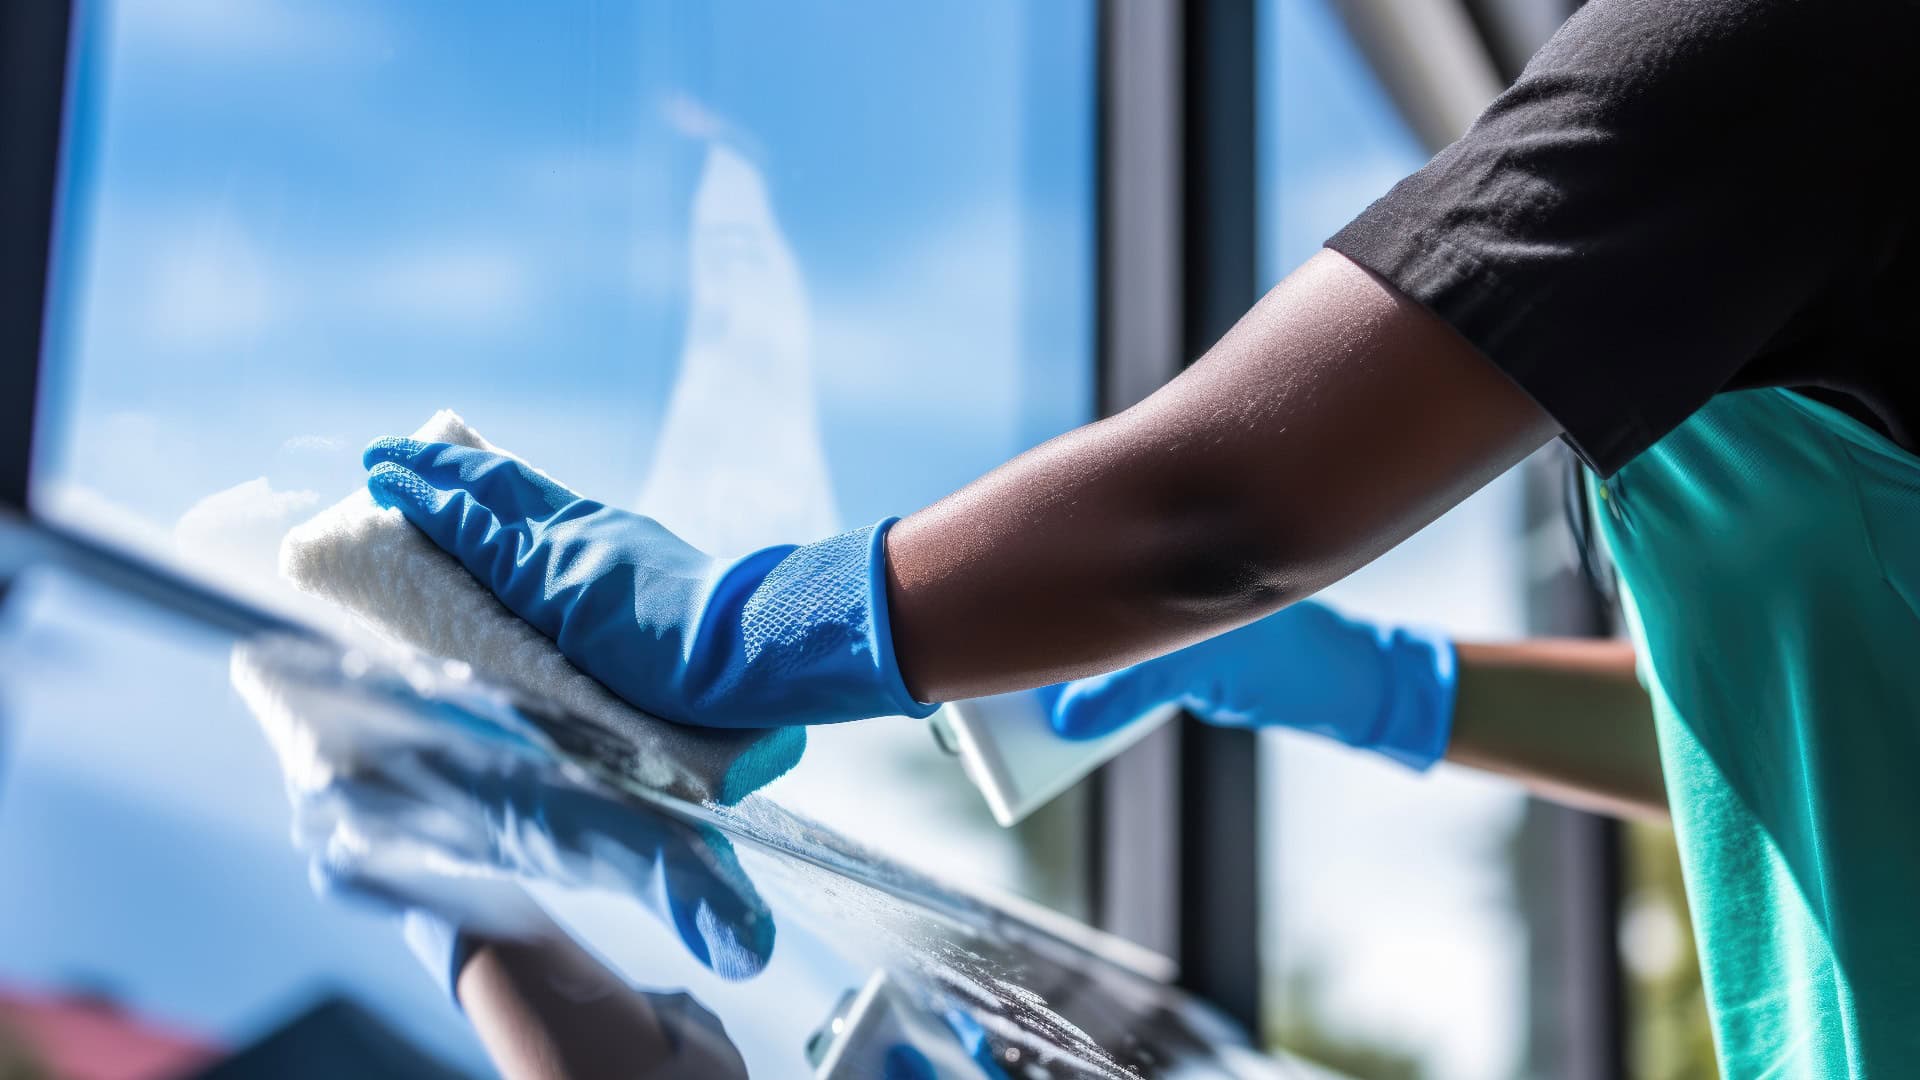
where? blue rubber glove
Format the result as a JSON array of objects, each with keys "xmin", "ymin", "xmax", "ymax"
[
  {"xmin": 882, "ymin": 1046, "xmax": 937, "ymax": 1080},
  {"xmin": 844, "ymin": 1001, "xmax": 1007, "ymax": 1080},
  {"xmin": 938, "ymin": 1008, "xmax": 1013, "ymax": 1079},
  {"xmin": 1051, "ymin": 600, "xmax": 1457, "ymax": 770},
  {"xmin": 362, "ymin": 438, "xmax": 933, "ymax": 728},
  {"xmin": 399, "ymin": 907, "xmax": 479, "ymax": 1004}
]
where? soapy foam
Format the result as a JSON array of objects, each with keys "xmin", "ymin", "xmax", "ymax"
[
  {"xmin": 277, "ymin": 410, "xmax": 804, "ymax": 806},
  {"xmin": 702, "ymin": 796, "xmax": 1147, "ymax": 1078}
]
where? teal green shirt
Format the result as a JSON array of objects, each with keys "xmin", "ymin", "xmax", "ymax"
[{"xmin": 1594, "ymin": 389, "xmax": 1920, "ymax": 1077}]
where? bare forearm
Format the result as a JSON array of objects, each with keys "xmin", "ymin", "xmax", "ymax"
[
  {"xmin": 887, "ymin": 251, "xmax": 1556, "ymax": 702},
  {"xmin": 457, "ymin": 935, "xmax": 679, "ymax": 1080},
  {"xmin": 1449, "ymin": 639, "xmax": 1666, "ymax": 820}
]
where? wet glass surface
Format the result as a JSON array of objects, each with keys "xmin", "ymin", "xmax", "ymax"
[
  {"xmin": 35, "ymin": 0, "xmax": 1097, "ymax": 916},
  {"xmin": 0, "ymin": 527, "xmax": 1290, "ymax": 1077}
]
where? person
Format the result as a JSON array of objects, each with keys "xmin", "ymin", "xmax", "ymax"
[{"xmin": 358, "ymin": 0, "xmax": 1915, "ymax": 1075}]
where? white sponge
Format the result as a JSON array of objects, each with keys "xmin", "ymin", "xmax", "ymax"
[{"xmin": 278, "ymin": 410, "xmax": 805, "ymax": 806}]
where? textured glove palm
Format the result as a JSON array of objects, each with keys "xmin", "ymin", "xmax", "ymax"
[
  {"xmin": 1051, "ymin": 600, "xmax": 1457, "ymax": 770},
  {"xmin": 363, "ymin": 438, "xmax": 931, "ymax": 729}
]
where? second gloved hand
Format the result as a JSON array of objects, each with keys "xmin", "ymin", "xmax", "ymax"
[
  {"xmin": 362, "ymin": 438, "xmax": 933, "ymax": 728},
  {"xmin": 1051, "ymin": 600, "xmax": 1456, "ymax": 770}
]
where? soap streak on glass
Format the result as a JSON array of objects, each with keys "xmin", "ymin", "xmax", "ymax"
[{"xmin": 229, "ymin": 630, "xmax": 1276, "ymax": 1077}]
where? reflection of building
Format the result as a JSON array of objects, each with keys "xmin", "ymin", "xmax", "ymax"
[
  {"xmin": 0, "ymin": 988, "xmax": 220, "ymax": 1078},
  {"xmin": 638, "ymin": 143, "xmax": 840, "ymax": 558}
]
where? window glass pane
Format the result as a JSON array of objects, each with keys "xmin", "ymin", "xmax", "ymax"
[
  {"xmin": 1258, "ymin": 2, "xmax": 1534, "ymax": 1076},
  {"xmin": 33, "ymin": 0, "xmax": 1095, "ymax": 924},
  {"xmin": 0, "ymin": 558, "xmax": 1253, "ymax": 1078},
  {"xmin": 1, "ymin": 573, "xmax": 492, "ymax": 1074}
]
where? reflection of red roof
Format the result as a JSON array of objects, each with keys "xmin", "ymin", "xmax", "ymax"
[{"xmin": 0, "ymin": 987, "xmax": 223, "ymax": 1080}]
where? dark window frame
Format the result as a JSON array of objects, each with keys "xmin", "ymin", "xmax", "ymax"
[
  {"xmin": 0, "ymin": 0, "xmax": 72, "ymax": 512},
  {"xmin": 1088, "ymin": 0, "xmax": 1263, "ymax": 1036},
  {"xmin": 1090, "ymin": 0, "xmax": 1625, "ymax": 1072}
]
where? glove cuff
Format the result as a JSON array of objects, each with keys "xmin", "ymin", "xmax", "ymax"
[
  {"xmin": 701, "ymin": 518, "xmax": 936, "ymax": 726},
  {"xmin": 402, "ymin": 909, "xmax": 478, "ymax": 1009},
  {"xmin": 1363, "ymin": 624, "xmax": 1457, "ymax": 771},
  {"xmin": 860, "ymin": 518, "xmax": 939, "ymax": 721}
]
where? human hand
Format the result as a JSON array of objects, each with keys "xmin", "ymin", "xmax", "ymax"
[
  {"xmin": 1050, "ymin": 600, "xmax": 1456, "ymax": 770},
  {"xmin": 358, "ymin": 438, "xmax": 932, "ymax": 729}
]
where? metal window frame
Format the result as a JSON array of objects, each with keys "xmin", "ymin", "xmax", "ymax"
[
  {"xmin": 1519, "ymin": 450, "xmax": 1626, "ymax": 1080},
  {"xmin": 0, "ymin": 0, "xmax": 312, "ymax": 639},
  {"xmin": 1174, "ymin": 0, "xmax": 1263, "ymax": 1036},
  {"xmin": 1089, "ymin": 0, "xmax": 1263, "ymax": 1037},
  {"xmin": 1460, "ymin": 0, "xmax": 1586, "ymax": 82},
  {"xmin": 1092, "ymin": 0, "xmax": 1628, "ymax": 1069},
  {"xmin": 1320, "ymin": 2, "xmax": 1628, "ymax": 1075},
  {"xmin": 1088, "ymin": 0, "xmax": 1185, "ymax": 970},
  {"xmin": 1395, "ymin": 5, "xmax": 1624, "ymax": 1075},
  {"xmin": 1, "ymin": 0, "xmax": 73, "ymax": 512}
]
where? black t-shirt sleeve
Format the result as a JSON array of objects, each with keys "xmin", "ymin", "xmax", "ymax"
[{"xmin": 1328, "ymin": 0, "xmax": 1902, "ymax": 475}]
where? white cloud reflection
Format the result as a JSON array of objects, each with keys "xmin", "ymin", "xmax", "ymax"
[
  {"xmin": 112, "ymin": 0, "xmax": 394, "ymax": 64},
  {"xmin": 638, "ymin": 143, "xmax": 839, "ymax": 555},
  {"xmin": 119, "ymin": 204, "xmax": 538, "ymax": 347}
]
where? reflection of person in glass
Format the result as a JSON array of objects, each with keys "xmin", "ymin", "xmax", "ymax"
[
  {"xmin": 359, "ymin": 1, "xmax": 1917, "ymax": 1075},
  {"xmin": 240, "ymin": 646, "xmax": 762, "ymax": 1077},
  {"xmin": 406, "ymin": 906, "xmax": 750, "ymax": 1080},
  {"xmin": 239, "ymin": 644, "xmax": 969, "ymax": 1079}
]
